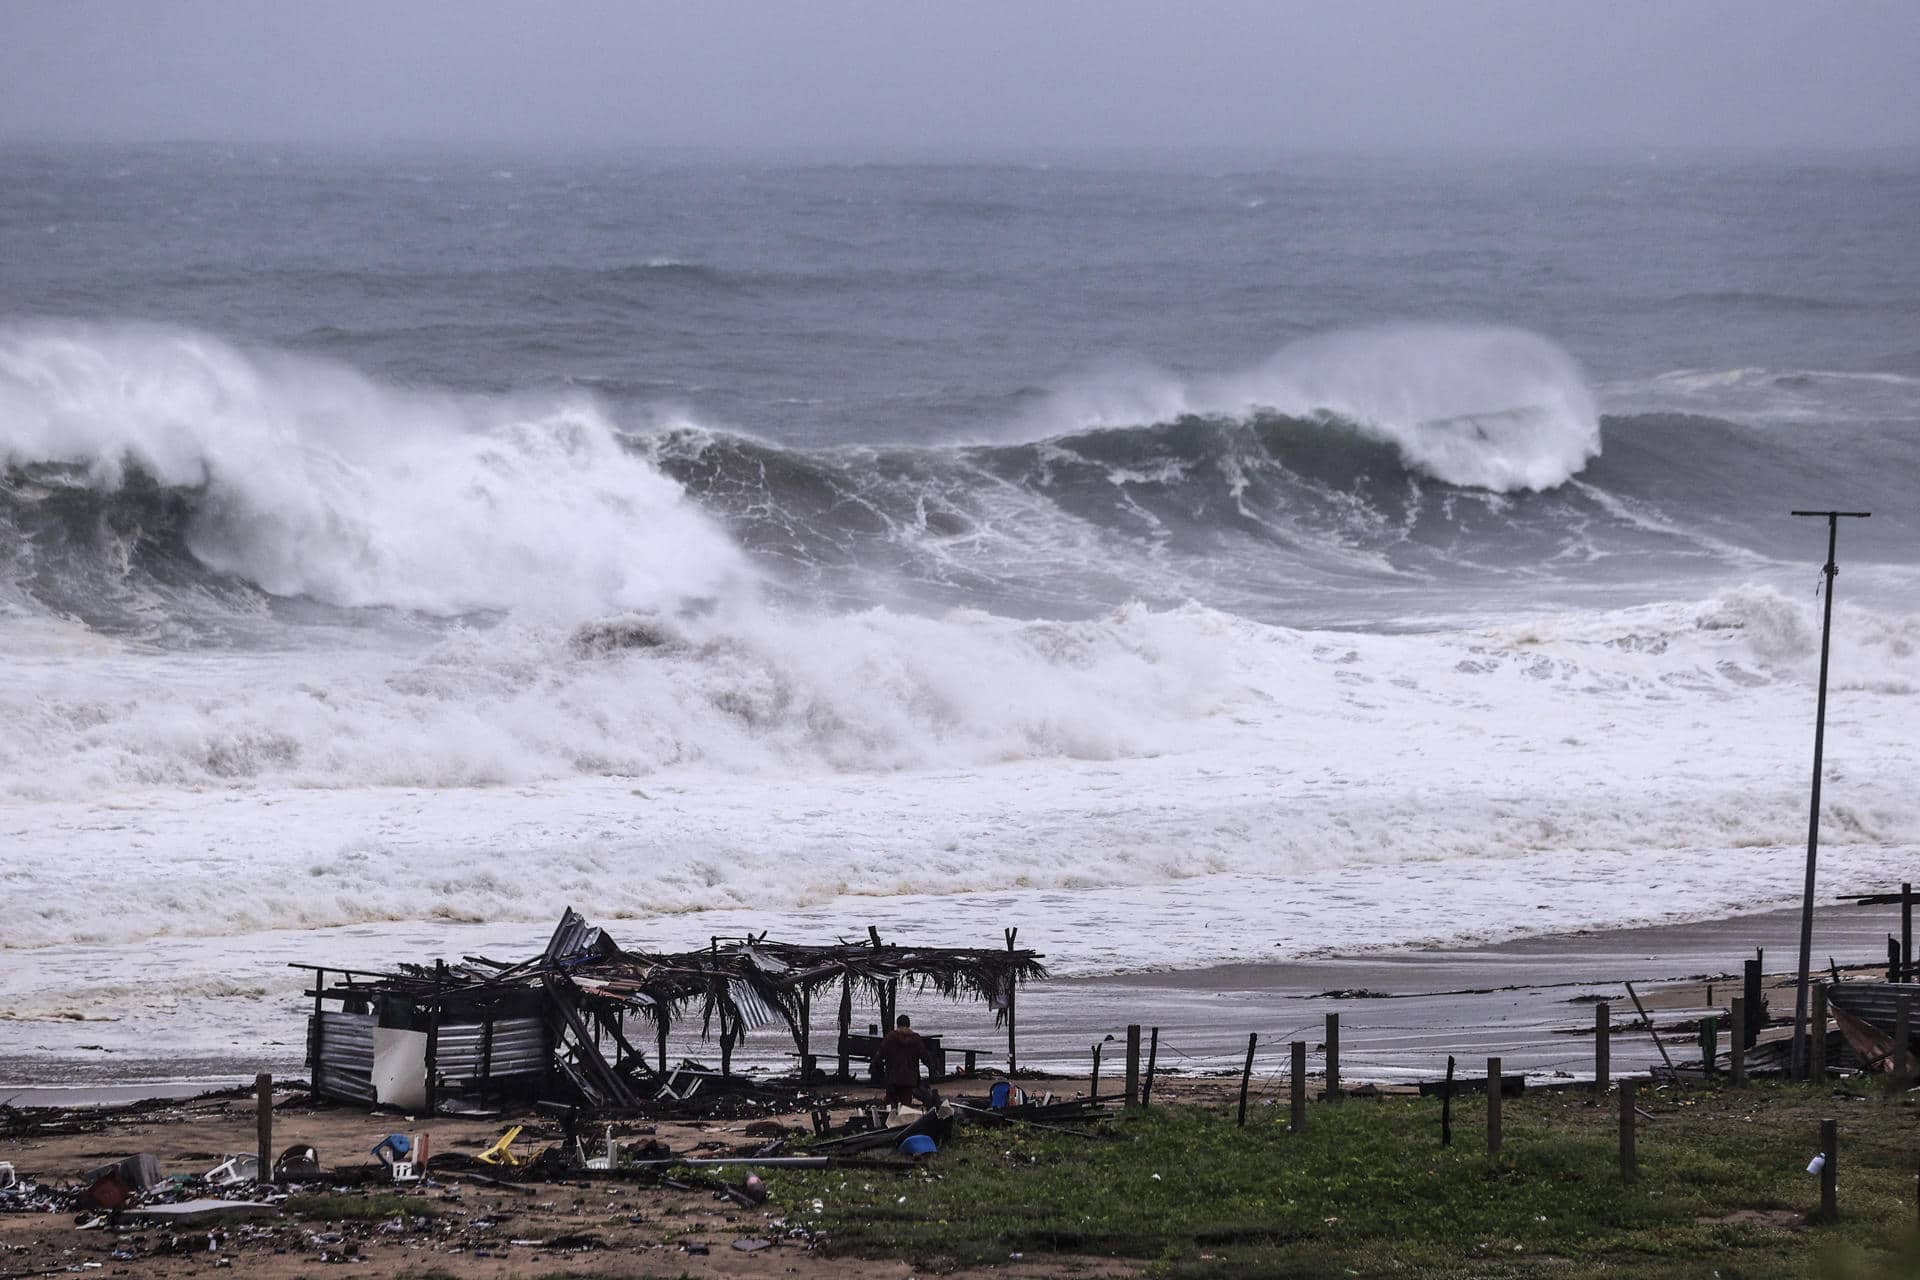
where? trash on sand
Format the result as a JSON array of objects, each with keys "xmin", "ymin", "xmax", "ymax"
[
  {"xmin": 127, "ymin": 1200, "xmax": 281, "ymax": 1227},
  {"xmin": 0, "ymin": 1161, "xmax": 14, "ymax": 1190},
  {"xmin": 476, "ymin": 1125, "xmax": 526, "ymax": 1166},
  {"xmin": 273, "ymin": 1145, "xmax": 320, "ymax": 1181},
  {"xmin": 202, "ymin": 1154, "xmax": 260, "ymax": 1186},
  {"xmin": 732, "ymin": 1236, "xmax": 773, "ymax": 1252},
  {"xmin": 371, "ymin": 1134, "xmax": 411, "ymax": 1165},
  {"xmin": 79, "ymin": 1154, "xmax": 163, "ymax": 1211}
]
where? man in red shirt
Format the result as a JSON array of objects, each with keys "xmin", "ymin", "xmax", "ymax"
[{"xmin": 875, "ymin": 1014, "xmax": 936, "ymax": 1115}]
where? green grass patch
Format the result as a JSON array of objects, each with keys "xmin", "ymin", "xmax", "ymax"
[
  {"xmin": 285, "ymin": 1190, "xmax": 442, "ymax": 1221},
  {"xmin": 769, "ymin": 1082, "xmax": 1920, "ymax": 1277}
]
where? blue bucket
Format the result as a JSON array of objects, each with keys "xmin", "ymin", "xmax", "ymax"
[{"xmin": 898, "ymin": 1134, "xmax": 938, "ymax": 1156}]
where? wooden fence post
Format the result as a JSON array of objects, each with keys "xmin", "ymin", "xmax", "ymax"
[
  {"xmin": 1487, "ymin": 1056, "xmax": 1502, "ymax": 1155},
  {"xmin": 1090, "ymin": 1041, "xmax": 1103, "ymax": 1101},
  {"xmin": 1811, "ymin": 982, "xmax": 1828, "ymax": 1080},
  {"xmin": 1730, "ymin": 996, "xmax": 1747, "ymax": 1087},
  {"xmin": 836, "ymin": 978, "xmax": 852, "ymax": 1080},
  {"xmin": 1324, "ymin": 1013, "xmax": 1341, "ymax": 1101},
  {"xmin": 1005, "ymin": 927, "xmax": 1019, "ymax": 1074},
  {"xmin": 1742, "ymin": 957, "xmax": 1762, "ymax": 1048},
  {"xmin": 1595, "ymin": 1002, "xmax": 1611, "ymax": 1091},
  {"xmin": 1142, "ymin": 1027, "xmax": 1160, "ymax": 1108},
  {"xmin": 1820, "ymin": 1118, "xmax": 1838, "ymax": 1221},
  {"xmin": 659, "ymin": 1008, "xmax": 674, "ymax": 1084},
  {"xmin": 255, "ymin": 1073, "xmax": 272, "ymax": 1181},
  {"xmin": 1237, "ymin": 1033, "xmax": 1258, "ymax": 1127},
  {"xmin": 1619, "ymin": 1079, "xmax": 1637, "ymax": 1182},
  {"xmin": 1904, "ymin": 883, "xmax": 1914, "ymax": 981},
  {"xmin": 1896, "ymin": 1000, "xmax": 1912, "ymax": 1084},
  {"xmin": 1290, "ymin": 1040, "xmax": 1306, "ymax": 1132},
  {"xmin": 1440, "ymin": 1054, "xmax": 1455, "ymax": 1147},
  {"xmin": 1124, "ymin": 1024, "xmax": 1142, "ymax": 1108}
]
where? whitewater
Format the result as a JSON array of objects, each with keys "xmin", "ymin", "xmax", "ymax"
[{"xmin": 2, "ymin": 147, "xmax": 1917, "ymax": 1080}]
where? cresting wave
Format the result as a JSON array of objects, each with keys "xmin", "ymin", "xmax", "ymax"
[
  {"xmin": 1001, "ymin": 324, "xmax": 1602, "ymax": 491},
  {"xmin": 0, "ymin": 322, "xmax": 749, "ymax": 620},
  {"xmin": 7, "ymin": 320, "xmax": 1901, "ymax": 636}
]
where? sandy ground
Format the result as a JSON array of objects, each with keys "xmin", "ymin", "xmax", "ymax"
[
  {"xmin": 3, "ymin": 901, "xmax": 1910, "ymax": 1276},
  {"xmin": 0, "ymin": 1076, "xmax": 1164, "ymax": 1279}
]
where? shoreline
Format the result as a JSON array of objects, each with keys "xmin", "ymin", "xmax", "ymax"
[{"xmin": 6, "ymin": 895, "xmax": 1906, "ymax": 1100}]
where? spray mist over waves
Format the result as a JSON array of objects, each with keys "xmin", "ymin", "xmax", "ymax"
[
  {"xmin": 0, "ymin": 322, "xmax": 748, "ymax": 617},
  {"xmin": 1008, "ymin": 325, "xmax": 1601, "ymax": 492}
]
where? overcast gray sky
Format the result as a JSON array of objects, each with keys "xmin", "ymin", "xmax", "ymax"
[{"xmin": 2, "ymin": 1, "xmax": 1916, "ymax": 151}]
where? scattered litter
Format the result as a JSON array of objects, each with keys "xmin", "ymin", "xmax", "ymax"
[
  {"xmin": 202, "ymin": 1154, "xmax": 260, "ymax": 1186},
  {"xmin": 273, "ymin": 1144, "xmax": 320, "ymax": 1181}
]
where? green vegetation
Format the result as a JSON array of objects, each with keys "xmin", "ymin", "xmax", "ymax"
[
  {"xmin": 286, "ymin": 1190, "xmax": 442, "ymax": 1221},
  {"xmin": 771, "ymin": 1081, "xmax": 1920, "ymax": 1277}
]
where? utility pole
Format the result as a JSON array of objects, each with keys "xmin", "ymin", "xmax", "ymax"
[{"xmin": 1789, "ymin": 510, "xmax": 1870, "ymax": 1079}]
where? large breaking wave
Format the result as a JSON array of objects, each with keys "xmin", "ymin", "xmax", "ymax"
[{"xmin": 9, "ymin": 320, "xmax": 1908, "ymax": 636}]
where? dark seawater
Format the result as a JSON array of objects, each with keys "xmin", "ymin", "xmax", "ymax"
[{"xmin": 1, "ymin": 145, "xmax": 1918, "ymax": 633}]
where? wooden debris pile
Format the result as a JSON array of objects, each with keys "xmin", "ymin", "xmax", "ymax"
[{"xmin": 296, "ymin": 908, "xmax": 1045, "ymax": 1115}]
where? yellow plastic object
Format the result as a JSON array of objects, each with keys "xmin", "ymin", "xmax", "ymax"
[{"xmin": 475, "ymin": 1124, "xmax": 526, "ymax": 1166}]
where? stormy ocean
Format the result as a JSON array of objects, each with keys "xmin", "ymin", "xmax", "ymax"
[{"xmin": 2, "ymin": 146, "xmax": 1917, "ymax": 1082}]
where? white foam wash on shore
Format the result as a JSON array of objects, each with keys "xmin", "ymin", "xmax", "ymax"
[{"xmin": 3, "ymin": 580, "xmax": 1917, "ymax": 1072}]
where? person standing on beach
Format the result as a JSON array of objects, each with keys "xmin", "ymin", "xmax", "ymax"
[{"xmin": 875, "ymin": 1014, "xmax": 935, "ymax": 1117}]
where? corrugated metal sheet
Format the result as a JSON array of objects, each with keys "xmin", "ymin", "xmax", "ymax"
[
  {"xmin": 729, "ymin": 980, "xmax": 781, "ymax": 1033},
  {"xmin": 1828, "ymin": 983, "xmax": 1920, "ymax": 1039},
  {"xmin": 310, "ymin": 1011, "xmax": 377, "ymax": 1104},
  {"xmin": 545, "ymin": 907, "xmax": 607, "ymax": 967},
  {"xmin": 435, "ymin": 1017, "xmax": 548, "ymax": 1080}
]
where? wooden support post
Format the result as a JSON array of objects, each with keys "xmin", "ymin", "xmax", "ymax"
[
  {"xmin": 657, "ymin": 1009, "xmax": 671, "ymax": 1084},
  {"xmin": 1324, "ymin": 1012, "xmax": 1341, "ymax": 1102},
  {"xmin": 1905, "ymin": 883, "xmax": 1914, "ymax": 981},
  {"xmin": 1701, "ymin": 1016, "xmax": 1718, "ymax": 1080},
  {"xmin": 1123, "ymin": 1024, "xmax": 1142, "ymax": 1107},
  {"xmin": 1487, "ymin": 1056, "xmax": 1502, "ymax": 1155},
  {"xmin": 837, "ymin": 975, "xmax": 853, "ymax": 1080},
  {"xmin": 255, "ymin": 1073, "xmax": 272, "ymax": 1181},
  {"xmin": 1237, "ymin": 1032, "xmax": 1258, "ymax": 1127},
  {"xmin": 1811, "ymin": 982, "xmax": 1828, "ymax": 1080},
  {"xmin": 1595, "ymin": 1001, "xmax": 1611, "ymax": 1091},
  {"xmin": 1820, "ymin": 1117, "xmax": 1838, "ymax": 1221},
  {"xmin": 719, "ymin": 1012, "xmax": 735, "ymax": 1080},
  {"xmin": 1730, "ymin": 997, "xmax": 1747, "ymax": 1087},
  {"xmin": 798, "ymin": 987, "xmax": 812, "ymax": 1061},
  {"xmin": 1142, "ymin": 1027, "xmax": 1160, "ymax": 1108},
  {"xmin": 1440, "ymin": 1054, "xmax": 1455, "ymax": 1147},
  {"xmin": 308, "ymin": 968, "xmax": 326, "ymax": 1092},
  {"xmin": 1891, "ymin": 936, "xmax": 1901, "ymax": 984},
  {"xmin": 1743, "ymin": 957, "xmax": 1762, "ymax": 1048},
  {"xmin": 1290, "ymin": 1040, "xmax": 1307, "ymax": 1132},
  {"xmin": 1896, "ymin": 999, "xmax": 1912, "ymax": 1084},
  {"xmin": 1005, "ymin": 927, "xmax": 1019, "ymax": 1075},
  {"xmin": 1089, "ymin": 1041, "xmax": 1103, "ymax": 1101},
  {"xmin": 1619, "ymin": 1079, "xmax": 1637, "ymax": 1182}
]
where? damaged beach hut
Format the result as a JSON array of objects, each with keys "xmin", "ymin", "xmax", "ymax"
[{"xmin": 295, "ymin": 910, "xmax": 1046, "ymax": 1114}]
